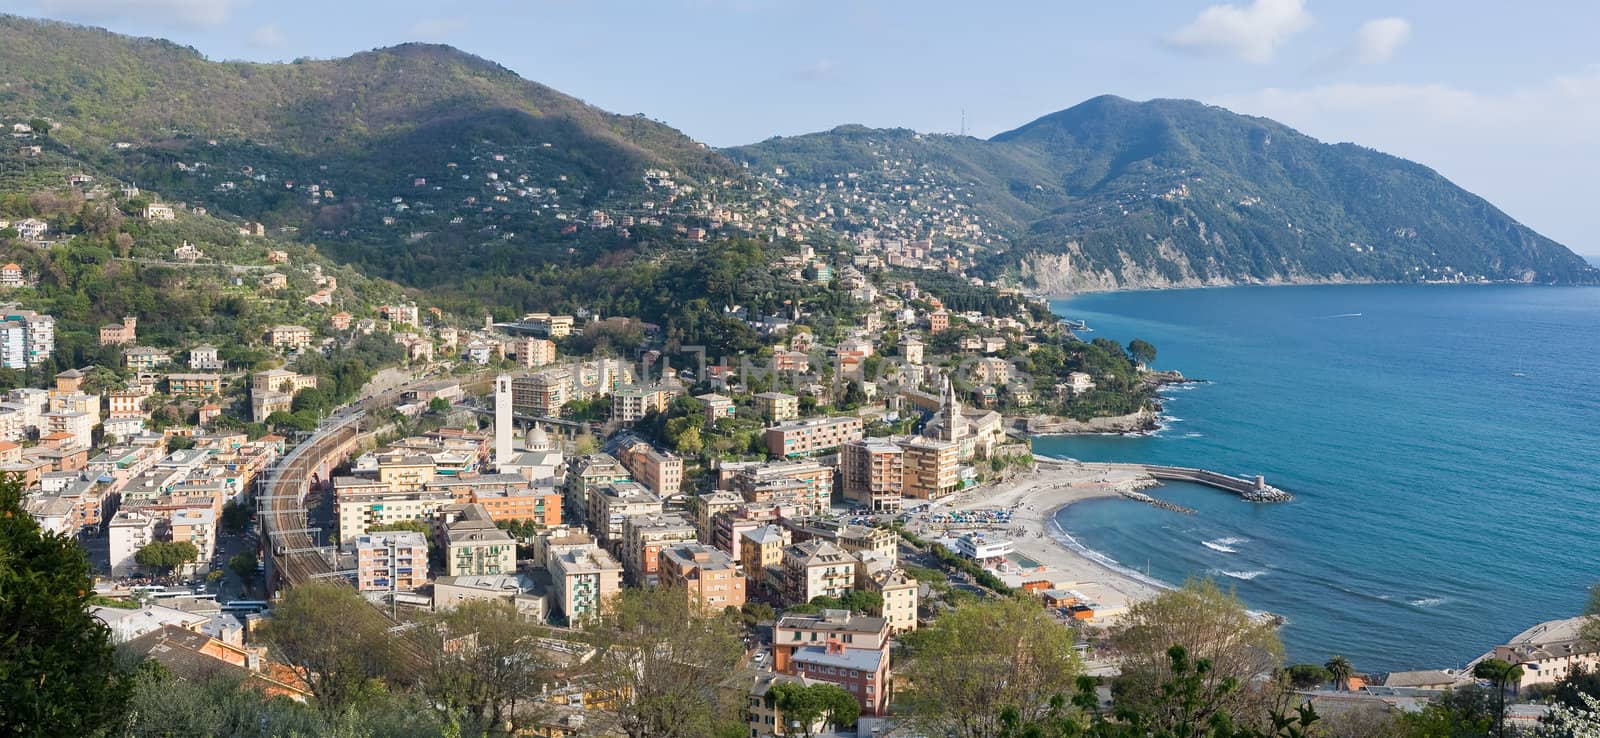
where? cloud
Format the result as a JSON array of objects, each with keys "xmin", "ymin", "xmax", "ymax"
[
  {"xmin": 797, "ymin": 59, "xmax": 836, "ymax": 82},
  {"xmin": 1164, "ymin": 0, "xmax": 1313, "ymax": 64},
  {"xmin": 249, "ymin": 23, "xmax": 284, "ymax": 50},
  {"xmin": 15, "ymin": 0, "xmax": 242, "ymax": 28},
  {"xmin": 408, "ymin": 17, "xmax": 468, "ymax": 40},
  {"xmin": 1354, "ymin": 17, "xmax": 1410, "ymax": 64}
]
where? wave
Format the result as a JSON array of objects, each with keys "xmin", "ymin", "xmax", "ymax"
[
  {"xmin": 1212, "ymin": 569, "xmax": 1267, "ymax": 581},
  {"xmin": 1183, "ymin": 432, "xmax": 1204, "ymax": 438},
  {"xmin": 1213, "ymin": 537, "xmax": 1248, "ymax": 545},
  {"xmin": 1410, "ymin": 597, "xmax": 1447, "ymax": 608},
  {"xmin": 1323, "ymin": 313, "xmax": 1363, "ymax": 318},
  {"xmin": 1046, "ymin": 515, "xmax": 1174, "ymax": 592},
  {"xmin": 1202, "ymin": 540, "xmax": 1237, "ymax": 554}
]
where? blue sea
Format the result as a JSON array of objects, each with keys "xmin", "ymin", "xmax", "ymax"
[{"xmin": 1037, "ymin": 284, "xmax": 1600, "ymax": 672}]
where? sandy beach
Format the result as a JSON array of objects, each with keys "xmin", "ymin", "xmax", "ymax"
[{"xmin": 909, "ymin": 458, "xmax": 1171, "ymax": 621}]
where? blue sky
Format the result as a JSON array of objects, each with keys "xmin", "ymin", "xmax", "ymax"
[{"xmin": 2, "ymin": 0, "xmax": 1597, "ymax": 253}]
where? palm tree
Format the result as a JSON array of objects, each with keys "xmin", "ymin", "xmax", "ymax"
[{"xmin": 1326, "ymin": 655, "xmax": 1354, "ymax": 691}]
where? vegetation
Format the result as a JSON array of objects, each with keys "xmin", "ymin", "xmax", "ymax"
[
  {"xmin": 899, "ymin": 598, "xmax": 1082, "ymax": 738},
  {"xmin": 766, "ymin": 681, "xmax": 860, "ymax": 737},
  {"xmin": 258, "ymin": 583, "xmax": 402, "ymax": 717},
  {"xmin": 581, "ymin": 586, "xmax": 746, "ymax": 738},
  {"xmin": 420, "ymin": 599, "xmax": 552, "ymax": 736},
  {"xmin": 133, "ymin": 540, "xmax": 199, "ymax": 575},
  {"xmin": 0, "ymin": 475, "xmax": 130, "ymax": 737}
]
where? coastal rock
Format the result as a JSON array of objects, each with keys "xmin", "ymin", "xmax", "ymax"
[{"xmin": 1017, "ymin": 408, "xmax": 1159, "ymax": 435}]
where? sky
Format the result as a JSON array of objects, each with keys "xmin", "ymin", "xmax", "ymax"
[{"xmin": 1, "ymin": 0, "xmax": 1596, "ymax": 254}]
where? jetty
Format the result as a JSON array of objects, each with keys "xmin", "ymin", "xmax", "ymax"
[{"xmin": 1037, "ymin": 458, "xmax": 1292, "ymax": 503}]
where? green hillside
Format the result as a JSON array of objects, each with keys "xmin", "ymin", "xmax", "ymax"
[{"xmin": 735, "ymin": 96, "xmax": 1597, "ymax": 290}]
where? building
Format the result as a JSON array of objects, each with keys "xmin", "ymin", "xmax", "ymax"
[
  {"xmin": 433, "ymin": 573, "xmax": 548, "ymax": 621},
  {"xmin": 563, "ymin": 453, "xmax": 630, "ymax": 525},
  {"xmin": 167, "ymin": 508, "xmax": 217, "ymax": 570},
  {"xmin": 100, "ymin": 316, "xmax": 137, "ymax": 346},
  {"xmin": 123, "ymin": 346, "xmax": 171, "ymax": 371},
  {"xmin": 355, "ymin": 531, "xmax": 429, "ymax": 592},
  {"xmin": 548, "ymin": 544, "xmax": 622, "ymax": 623},
  {"xmin": 658, "ymin": 543, "xmax": 745, "ymax": 611},
  {"xmin": 972, "ymin": 357, "xmax": 1010, "ymax": 385},
  {"xmin": 740, "ymin": 524, "xmax": 790, "ymax": 588},
  {"xmin": 780, "ymin": 540, "xmax": 856, "ymax": 605},
  {"xmin": 512, "ymin": 337, "xmax": 557, "ymax": 368},
  {"xmin": 0, "ymin": 263, "xmax": 23, "ymax": 289},
  {"xmin": 899, "ymin": 336, "xmax": 924, "ymax": 365},
  {"xmin": 1065, "ymin": 371, "xmax": 1095, "ymax": 395},
  {"xmin": 744, "ymin": 673, "xmax": 833, "ymax": 738},
  {"xmin": 612, "ymin": 384, "xmax": 669, "ymax": 425},
  {"xmin": 143, "ymin": 203, "xmax": 176, "ymax": 221},
  {"xmin": 902, "ymin": 436, "xmax": 959, "ymax": 501},
  {"xmin": 729, "ymin": 460, "xmax": 834, "ymax": 514},
  {"xmin": 334, "ymin": 483, "xmax": 453, "ymax": 546},
  {"xmin": 754, "ymin": 391, "xmax": 800, "ymax": 422},
  {"xmin": 614, "ymin": 439, "xmax": 683, "ymax": 498},
  {"xmin": 943, "ymin": 532, "xmax": 1014, "ymax": 562},
  {"xmin": 772, "ymin": 610, "xmax": 893, "ymax": 716},
  {"xmin": 0, "ymin": 306, "xmax": 54, "ymax": 368},
  {"xmin": 764, "ymin": 416, "xmax": 864, "ymax": 458},
  {"xmin": 438, "ymin": 503, "xmax": 516, "ymax": 577},
  {"xmin": 620, "ymin": 513, "xmax": 698, "ymax": 586},
  {"xmin": 856, "ymin": 552, "xmax": 919, "ymax": 632},
  {"xmin": 253, "ymin": 369, "xmax": 317, "ymax": 396},
  {"xmin": 513, "ymin": 369, "xmax": 570, "ymax": 417},
  {"xmin": 841, "ymin": 439, "xmax": 904, "ymax": 512},
  {"xmin": 1491, "ymin": 616, "xmax": 1600, "ymax": 690},
  {"xmin": 251, "ymin": 392, "xmax": 293, "ymax": 423},
  {"xmin": 108, "ymin": 510, "xmax": 157, "ymax": 577},
  {"xmin": 587, "ymin": 481, "xmax": 662, "ymax": 550},
  {"xmin": 188, "ymin": 345, "xmax": 224, "ymax": 370},
  {"xmin": 166, "ymin": 374, "xmax": 222, "ymax": 398},
  {"xmin": 266, "ymin": 325, "xmax": 312, "ymax": 351},
  {"xmin": 520, "ymin": 312, "xmax": 574, "ymax": 338},
  {"xmin": 13, "ymin": 218, "xmax": 49, "ymax": 240},
  {"xmin": 695, "ymin": 393, "xmax": 734, "ymax": 426}
]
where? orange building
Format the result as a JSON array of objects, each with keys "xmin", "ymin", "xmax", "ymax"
[{"xmin": 658, "ymin": 542, "xmax": 746, "ymax": 611}]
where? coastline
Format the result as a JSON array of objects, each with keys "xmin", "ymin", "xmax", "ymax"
[{"xmin": 921, "ymin": 458, "xmax": 1172, "ymax": 621}]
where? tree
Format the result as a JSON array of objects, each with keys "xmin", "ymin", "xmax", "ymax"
[
  {"xmin": 1325, "ymin": 656, "xmax": 1354, "ymax": 691},
  {"xmin": 1539, "ymin": 690, "xmax": 1600, "ymax": 738},
  {"xmin": 675, "ymin": 424, "xmax": 704, "ymax": 455},
  {"xmin": 422, "ymin": 599, "xmax": 552, "ymax": 735},
  {"xmin": 259, "ymin": 583, "xmax": 400, "ymax": 716},
  {"xmin": 900, "ymin": 597, "xmax": 1081, "ymax": 738},
  {"xmin": 1127, "ymin": 339, "xmax": 1158, "ymax": 367},
  {"xmin": 428, "ymin": 397, "xmax": 450, "ymax": 414},
  {"xmin": 769, "ymin": 681, "xmax": 860, "ymax": 738},
  {"xmin": 134, "ymin": 540, "xmax": 199, "ymax": 575},
  {"xmin": 584, "ymin": 586, "xmax": 746, "ymax": 738},
  {"xmin": 1111, "ymin": 580, "xmax": 1284, "ymax": 733},
  {"xmin": 1396, "ymin": 685, "xmax": 1494, "ymax": 738},
  {"xmin": 1474, "ymin": 658, "xmax": 1525, "ymax": 738},
  {"xmin": 1580, "ymin": 582, "xmax": 1600, "ymax": 646},
  {"xmin": 1286, "ymin": 664, "xmax": 1332, "ymax": 690},
  {"xmin": 0, "ymin": 475, "xmax": 130, "ymax": 737},
  {"xmin": 220, "ymin": 499, "xmax": 252, "ymax": 534},
  {"xmin": 228, "ymin": 552, "xmax": 257, "ymax": 583}
]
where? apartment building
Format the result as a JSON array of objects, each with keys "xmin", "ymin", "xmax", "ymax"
[
  {"xmin": 253, "ymin": 369, "xmax": 318, "ymax": 396},
  {"xmin": 334, "ymin": 482, "xmax": 453, "ymax": 548},
  {"xmin": 586, "ymin": 481, "xmax": 662, "ymax": 551},
  {"xmin": 166, "ymin": 373, "xmax": 222, "ymax": 398},
  {"xmin": 108, "ymin": 510, "xmax": 157, "ymax": 577},
  {"xmin": 356, "ymin": 531, "xmax": 429, "ymax": 592},
  {"xmin": 614, "ymin": 438, "xmax": 683, "ymax": 498},
  {"xmin": 438, "ymin": 503, "xmax": 516, "ymax": 577},
  {"xmin": 563, "ymin": 453, "xmax": 630, "ymax": 525},
  {"xmin": 548, "ymin": 544, "xmax": 622, "ymax": 623},
  {"xmin": 0, "ymin": 306, "xmax": 53, "ymax": 368},
  {"xmin": 612, "ymin": 384, "xmax": 670, "ymax": 425},
  {"xmin": 512, "ymin": 337, "xmax": 557, "ymax": 368},
  {"xmin": 659, "ymin": 543, "xmax": 745, "ymax": 611},
  {"xmin": 753, "ymin": 391, "xmax": 799, "ymax": 422},
  {"xmin": 695, "ymin": 393, "xmax": 734, "ymax": 426},
  {"xmin": 780, "ymin": 539, "xmax": 856, "ymax": 605},
  {"xmin": 764, "ymin": 416, "xmax": 863, "ymax": 458},
  {"xmin": 266, "ymin": 325, "xmax": 312, "ymax": 351},
  {"xmin": 512, "ymin": 369, "xmax": 570, "ymax": 417},
  {"xmin": 855, "ymin": 551, "xmax": 919, "ymax": 632},
  {"xmin": 772, "ymin": 610, "xmax": 893, "ymax": 716},
  {"xmin": 902, "ymin": 436, "xmax": 959, "ymax": 501},
  {"xmin": 841, "ymin": 439, "xmax": 904, "ymax": 512},
  {"xmin": 729, "ymin": 460, "xmax": 835, "ymax": 514},
  {"xmin": 620, "ymin": 513, "xmax": 697, "ymax": 586},
  {"xmin": 740, "ymin": 524, "xmax": 790, "ymax": 590}
]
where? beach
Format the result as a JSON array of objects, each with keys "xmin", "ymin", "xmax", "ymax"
[{"xmin": 909, "ymin": 457, "xmax": 1170, "ymax": 621}]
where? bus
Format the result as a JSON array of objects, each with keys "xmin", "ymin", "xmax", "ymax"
[{"xmin": 220, "ymin": 600, "xmax": 270, "ymax": 614}]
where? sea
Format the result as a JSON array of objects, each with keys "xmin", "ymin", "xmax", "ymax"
[{"xmin": 1036, "ymin": 284, "xmax": 1600, "ymax": 672}]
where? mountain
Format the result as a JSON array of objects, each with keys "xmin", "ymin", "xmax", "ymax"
[{"xmin": 731, "ymin": 95, "xmax": 1596, "ymax": 291}]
